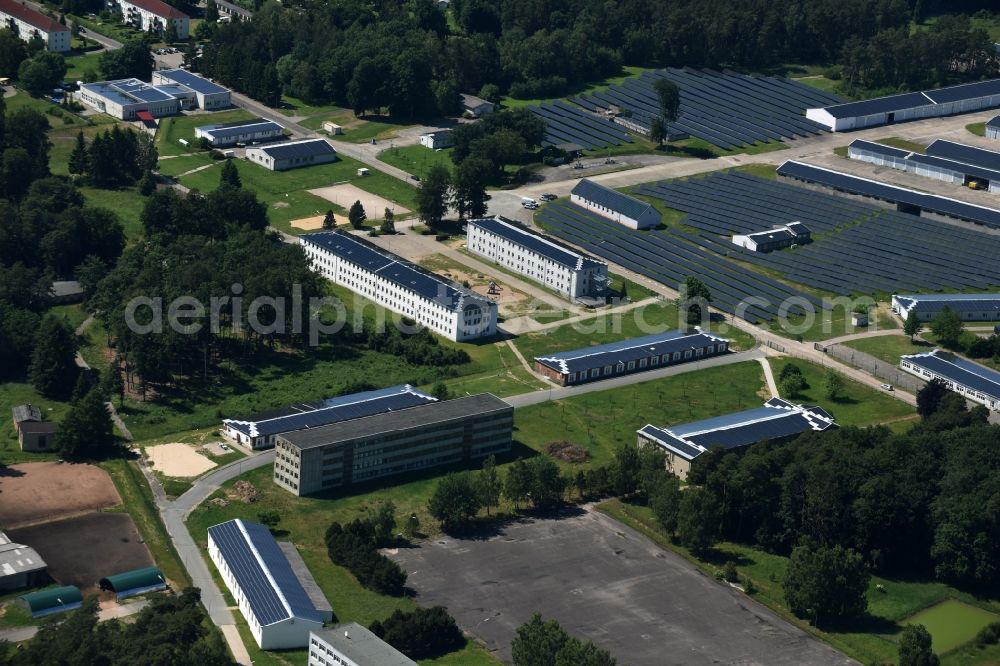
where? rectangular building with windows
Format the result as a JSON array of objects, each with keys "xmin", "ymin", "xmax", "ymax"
[
  {"xmin": 891, "ymin": 293, "xmax": 1000, "ymax": 322},
  {"xmin": 245, "ymin": 138, "xmax": 337, "ymax": 171},
  {"xmin": 466, "ymin": 216, "xmax": 608, "ymax": 300},
  {"xmin": 75, "ymin": 78, "xmax": 182, "ymax": 120},
  {"xmin": 152, "ymin": 69, "xmax": 230, "ymax": 110},
  {"xmin": 273, "ymin": 394, "xmax": 513, "ymax": 496},
  {"xmin": 534, "ymin": 329, "xmax": 729, "ymax": 386},
  {"xmin": 195, "ymin": 118, "xmax": 284, "ymax": 147},
  {"xmin": 109, "ymin": 0, "xmax": 188, "ymax": 39},
  {"xmin": 300, "ymin": 230, "xmax": 497, "ymax": 342},
  {"xmin": 222, "ymin": 384, "xmax": 436, "ymax": 450},
  {"xmin": 0, "ymin": 0, "xmax": 70, "ymax": 52},
  {"xmin": 731, "ymin": 222, "xmax": 811, "ymax": 253},
  {"xmin": 637, "ymin": 398, "xmax": 836, "ymax": 480},
  {"xmin": 901, "ymin": 349, "xmax": 1000, "ymax": 412},
  {"xmin": 207, "ymin": 519, "xmax": 327, "ymax": 649},
  {"xmin": 308, "ymin": 624, "xmax": 416, "ymax": 666},
  {"xmin": 570, "ymin": 178, "xmax": 660, "ymax": 230}
]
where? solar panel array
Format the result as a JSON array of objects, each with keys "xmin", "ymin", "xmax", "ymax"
[
  {"xmin": 572, "ymin": 68, "xmax": 842, "ymax": 149},
  {"xmin": 527, "ymin": 100, "xmax": 634, "ymax": 150},
  {"xmin": 537, "ymin": 200, "xmax": 822, "ymax": 324}
]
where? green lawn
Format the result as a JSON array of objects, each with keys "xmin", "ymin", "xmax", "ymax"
[
  {"xmin": 0, "ymin": 382, "xmax": 68, "ymax": 464},
  {"xmin": 63, "ymin": 52, "xmax": 102, "ymax": 82},
  {"xmin": 278, "ymin": 96, "xmax": 348, "ymax": 118},
  {"xmin": 841, "ymin": 335, "xmax": 931, "ymax": 365},
  {"xmin": 794, "ymin": 76, "xmax": 843, "ymax": 96},
  {"xmin": 768, "ymin": 357, "xmax": 915, "ymax": 427},
  {"xmin": 515, "ymin": 361, "xmax": 767, "ymax": 469},
  {"xmin": 967, "ymin": 122, "xmax": 987, "ymax": 138},
  {"xmin": 155, "ymin": 109, "xmax": 257, "ymax": 157},
  {"xmin": 79, "ymin": 186, "xmax": 146, "ymax": 241},
  {"xmin": 298, "ymin": 111, "xmax": 356, "ymax": 131},
  {"xmin": 876, "ymin": 136, "xmax": 927, "ymax": 153},
  {"xmin": 378, "ymin": 144, "xmax": 454, "ymax": 179},
  {"xmin": 906, "ymin": 600, "xmax": 1000, "ymax": 654},
  {"xmin": 70, "ymin": 14, "xmax": 146, "ymax": 45},
  {"xmin": 501, "ymin": 66, "xmax": 647, "ymax": 109},
  {"xmin": 157, "ymin": 154, "xmax": 216, "ymax": 178},
  {"xmin": 598, "ymin": 498, "xmax": 1000, "ymax": 665},
  {"xmin": 5, "ymin": 91, "xmax": 87, "ymax": 128}
]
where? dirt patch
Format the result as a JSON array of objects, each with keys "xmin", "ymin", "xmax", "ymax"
[
  {"xmin": 146, "ymin": 443, "xmax": 217, "ymax": 478},
  {"xmin": 0, "ymin": 462, "xmax": 121, "ymax": 529},
  {"xmin": 418, "ymin": 253, "xmax": 539, "ymax": 319},
  {"xmin": 308, "ymin": 183, "xmax": 410, "ymax": 217},
  {"xmin": 227, "ymin": 480, "xmax": 260, "ymax": 503},
  {"xmin": 290, "ymin": 214, "xmax": 345, "ymax": 230},
  {"xmin": 9, "ymin": 513, "xmax": 154, "ymax": 595},
  {"xmin": 272, "ymin": 201, "xmax": 291, "ymax": 209},
  {"xmin": 546, "ymin": 441, "xmax": 590, "ymax": 463}
]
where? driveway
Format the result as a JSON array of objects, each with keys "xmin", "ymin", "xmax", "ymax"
[{"xmin": 392, "ymin": 507, "xmax": 857, "ymax": 666}]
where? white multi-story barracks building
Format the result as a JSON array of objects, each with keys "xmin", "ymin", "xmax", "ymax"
[
  {"xmin": 466, "ymin": 216, "xmax": 608, "ymax": 300},
  {"xmin": 0, "ymin": 0, "xmax": 70, "ymax": 52},
  {"xmin": 273, "ymin": 394, "xmax": 514, "ymax": 497},
  {"xmin": 152, "ymin": 69, "xmax": 230, "ymax": 110},
  {"xmin": 300, "ymin": 230, "xmax": 497, "ymax": 342},
  {"xmin": 109, "ymin": 0, "xmax": 189, "ymax": 39}
]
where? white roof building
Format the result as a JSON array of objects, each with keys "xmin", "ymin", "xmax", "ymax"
[
  {"xmin": 152, "ymin": 69, "xmax": 231, "ymax": 110},
  {"xmin": 0, "ymin": 532, "xmax": 47, "ymax": 592},
  {"xmin": 309, "ymin": 624, "xmax": 416, "ymax": 666}
]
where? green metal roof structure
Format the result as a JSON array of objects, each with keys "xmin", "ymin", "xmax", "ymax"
[
  {"xmin": 16, "ymin": 586, "xmax": 83, "ymax": 618},
  {"xmin": 98, "ymin": 566, "xmax": 167, "ymax": 599}
]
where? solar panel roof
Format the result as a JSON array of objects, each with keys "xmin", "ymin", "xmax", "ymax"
[
  {"xmin": 208, "ymin": 519, "xmax": 325, "ymax": 627},
  {"xmin": 156, "ymin": 69, "xmax": 228, "ymax": 95},
  {"xmin": 904, "ymin": 350, "xmax": 1000, "ymax": 400},
  {"xmin": 81, "ymin": 82, "xmax": 140, "ymax": 106},
  {"xmin": 224, "ymin": 385, "xmax": 436, "ymax": 438},
  {"xmin": 115, "ymin": 79, "xmax": 174, "ymax": 103},
  {"xmin": 200, "ymin": 120, "xmax": 284, "ymax": 140},
  {"xmin": 925, "ymin": 140, "xmax": 1000, "ymax": 172},
  {"xmin": 535, "ymin": 329, "xmax": 728, "ymax": 375},
  {"xmin": 469, "ymin": 216, "xmax": 604, "ymax": 270},
  {"xmin": 256, "ymin": 139, "xmax": 336, "ymax": 160},
  {"xmin": 818, "ymin": 91, "xmax": 933, "ymax": 119},
  {"xmin": 848, "ymin": 139, "xmax": 913, "ymax": 159},
  {"xmin": 571, "ymin": 178, "xmax": 654, "ymax": 221},
  {"xmin": 777, "ymin": 160, "xmax": 1000, "ymax": 229},
  {"xmin": 923, "ymin": 79, "xmax": 1000, "ymax": 104},
  {"xmin": 989, "ymin": 116, "xmax": 1000, "ymax": 129},
  {"xmin": 907, "ymin": 152, "xmax": 1000, "ymax": 182}
]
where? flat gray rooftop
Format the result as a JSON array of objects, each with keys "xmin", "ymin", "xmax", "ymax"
[
  {"xmin": 391, "ymin": 509, "xmax": 856, "ymax": 666},
  {"xmin": 280, "ymin": 393, "xmax": 511, "ymax": 450}
]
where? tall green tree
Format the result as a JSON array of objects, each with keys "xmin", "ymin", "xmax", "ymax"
[
  {"xmin": 930, "ymin": 306, "xmax": 963, "ymax": 347},
  {"xmin": 824, "ymin": 370, "xmax": 845, "ymax": 400},
  {"xmin": 28, "ymin": 315, "xmax": 78, "ymax": 399},
  {"xmin": 898, "ymin": 624, "xmax": 939, "ymax": 666},
  {"xmin": 380, "ymin": 207, "xmax": 395, "ymax": 234},
  {"xmin": 68, "ymin": 130, "xmax": 88, "ymax": 176},
  {"xmin": 348, "ymin": 200, "xmax": 367, "ymax": 228},
  {"xmin": 165, "ymin": 20, "xmax": 179, "ymax": 44},
  {"xmin": 322, "ymin": 209, "xmax": 336, "ymax": 230},
  {"xmin": 417, "ymin": 163, "xmax": 450, "ymax": 227},
  {"xmin": 504, "ymin": 458, "xmax": 533, "ymax": 510},
  {"xmin": 477, "ymin": 454, "xmax": 501, "ymax": 515},
  {"xmin": 783, "ymin": 543, "xmax": 870, "ymax": 627},
  {"xmin": 99, "ymin": 40, "xmax": 153, "ymax": 81},
  {"xmin": 429, "ymin": 472, "xmax": 483, "ymax": 531},
  {"xmin": 904, "ymin": 311, "xmax": 921, "ymax": 341},
  {"xmin": 653, "ymin": 78, "xmax": 681, "ymax": 124},
  {"xmin": 677, "ymin": 486, "xmax": 720, "ymax": 553},
  {"xmin": 528, "ymin": 455, "xmax": 566, "ymax": 509},
  {"xmin": 451, "ymin": 156, "xmax": 490, "ymax": 219},
  {"xmin": 55, "ymin": 386, "xmax": 115, "ymax": 458},
  {"xmin": 649, "ymin": 116, "xmax": 667, "ymax": 146},
  {"xmin": 680, "ymin": 276, "xmax": 712, "ymax": 326},
  {"xmin": 219, "ymin": 159, "xmax": 242, "ymax": 189}
]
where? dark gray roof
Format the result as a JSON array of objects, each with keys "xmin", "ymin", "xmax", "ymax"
[
  {"xmin": 848, "ymin": 139, "xmax": 913, "ymax": 159},
  {"xmin": 988, "ymin": 115, "xmax": 1000, "ymax": 129},
  {"xmin": 469, "ymin": 216, "xmax": 605, "ymax": 270},
  {"xmin": 895, "ymin": 293, "xmax": 1000, "ymax": 315},
  {"xmin": 925, "ymin": 139, "xmax": 1000, "ymax": 172},
  {"xmin": 207, "ymin": 519, "xmax": 325, "ymax": 626},
  {"xmin": 51, "ymin": 281, "xmax": 84, "ymax": 298},
  {"xmin": 903, "ymin": 350, "xmax": 1000, "ymax": 400},
  {"xmin": 777, "ymin": 161, "xmax": 1000, "ymax": 230},
  {"xmin": 156, "ymin": 69, "xmax": 229, "ymax": 95},
  {"xmin": 907, "ymin": 152, "xmax": 1000, "ymax": 182},
  {"xmin": 923, "ymin": 79, "xmax": 1000, "ymax": 104},
  {"xmin": 312, "ymin": 624, "xmax": 416, "ymax": 666},
  {"xmin": 279, "ymin": 394, "xmax": 511, "ymax": 451},
  {"xmin": 276, "ymin": 542, "xmax": 332, "ymax": 619},
  {"xmin": 301, "ymin": 230, "xmax": 491, "ymax": 311},
  {"xmin": 214, "ymin": 0, "xmax": 252, "ymax": 17},
  {"xmin": 535, "ymin": 329, "xmax": 729, "ymax": 375},
  {"xmin": 199, "ymin": 119, "xmax": 283, "ymax": 140},
  {"xmin": 18, "ymin": 421, "xmax": 58, "ymax": 434},
  {"xmin": 255, "ymin": 139, "xmax": 336, "ymax": 161},
  {"xmin": 638, "ymin": 398, "xmax": 836, "ymax": 461},
  {"xmin": 12, "ymin": 404, "xmax": 41, "ymax": 423},
  {"xmin": 571, "ymin": 178, "xmax": 655, "ymax": 221},
  {"xmin": 223, "ymin": 385, "xmax": 435, "ymax": 439},
  {"xmin": 744, "ymin": 224, "xmax": 810, "ymax": 244},
  {"xmin": 819, "ymin": 79, "xmax": 1000, "ymax": 119},
  {"xmin": 0, "ymin": 532, "xmax": 46, "ymax": 578}
]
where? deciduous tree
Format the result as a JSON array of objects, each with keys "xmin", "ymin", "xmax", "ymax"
[
  {"xmin": 348, "ymin": 200, "xmax": 367, "ymax": 228},
  {"xmin": 429, "ymin": 472, "xmax": 483, "ymax": 531},
  {"xmin": 783, "ymin": 543, "xmax": 870, "ymax": 627}
]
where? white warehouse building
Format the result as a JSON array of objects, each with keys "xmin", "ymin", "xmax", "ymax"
[
  {"xmin": 195, "ymin": 118, "xmax": 284, "ymax": 148},
  {"xmin": 300, "ymin": 230, "xmax": 497, "ymax": 341},
  {"xmin": 466, "ymin": 216, "xmax": 608, "ymax": 300},
  {"xmin": 807, "ymin": 79, "xmax": 1000, "ymax": 132},
  {"xmin": 901, "ymin": 350, "xmax": 1000, "ymax": 412},
  {"xmin": 207, "ymin": 519, "xmax": 327, "ymax": 649},
  {"xmin": 0, "ymin": 0, "xmax": 70, "ymax": 52},
  {"xmin": 245, "ymin": 139, "xmax": 337, "ymax": 171},
  {"xmin": 152, "ymin": 69, "xmax": 230, "ymax": 110},
  {"xmin": 892, "ymin": 293, "xmax": 1000, "ymax": 322},
  {"xmin": 988, "ymin": 116, "xmax": 1000, "ymax": 140},
  {"xmin": 570, "ymin": 178, "xmax": 661, "ymax": 230},
  {"xmin": 107, "ymin": 0, "xmax": 189, "ymax": 39}
]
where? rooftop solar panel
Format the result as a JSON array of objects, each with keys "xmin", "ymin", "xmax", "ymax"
[
  {"xmin": 535, "ymin": 329, "xmax": 728, "ymax": 375},
  {"xmin": 469, "ymin": 217, "xmax": 603, "ymax": 269},
  {"xmin": 925, "ymin": 140, "xmax": 1000, "ymax": 172},
  {"xmin": 156, "ymin": 69, "xmax": 229, "ymax": 95},
  {"xmin": 571, "ymin": 179, "xmax": 653, "ymax": 221},
  {"xmin": 903, "ymin": 350, "xmax": 1000, "ymax": 400},
  {"xmin": 256, "ymin": 139, "xmax": 336, "ymax": 160}
]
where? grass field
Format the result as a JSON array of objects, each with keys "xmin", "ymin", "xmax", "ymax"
[
  {"xmin": 378, "ymin": 144, "xmax": 454, "ymax": 179},
  {"xmin": 906, "ymin": 600, "xmax": 1000, "ymax": 654},
  {"xmin": 5, "ymin": 91, "xmax": 87, "ymax": 128},
  {"xmin": 79, "ymin": 186, "xmax": 146, "ymax": 240},
  {"xmin": 794, "ymin": 75, "xmax": 843, "ymax": 96},
  {"xmin": 876, "ymin": 136, "xmax": 927, "ymax": 153},
  {"xmin": 0, "ymin": 382, "xmax": 67, "ymax": 465},
  {"xmin": 501, "ymin": 66, "xmax": 647, "ymax": 109},
  {"xmin": 155, "ymin": 109, "xmax": 258, "ymax": 157},
  {"xmin": 63, "ymin": 52, "xmax": 102, "ymax": 82},
  {"xmin": 967, "ymin": 122, "xmax": 987, "ymax": 137},
  {"xmin": 598, "ymin": 498, "xmax": 1000, "ymax": 665},
  {"xmin": 841, "ymin": 335, "xmax": 931, "ymax": 365},
  {"xmin": 767, "ymin": 357, "xmax": 915, "ymax": 427},
  {"xmin": 48, "ymin": 119, "xmax": 122, "ymax": 176}
]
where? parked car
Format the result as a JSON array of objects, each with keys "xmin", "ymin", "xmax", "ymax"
[
  {"xmin": 539, "ymin": 193, "xmax": 557, "ymax": 201},
  {"xmin": 523, "ymin": 201, "xmax": 539, "ymax": 210},
  {"xmin": 410, "ymin": 174, "xmax": 421, "ymax": 181},
  {"xmin": 881, "ymin": 383, "xmax": 894, "ymax": 391}
]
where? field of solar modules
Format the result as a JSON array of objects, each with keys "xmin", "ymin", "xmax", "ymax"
[
  {"xmin": 569, "ymin": 68, "xmax": 842, "ymax": 150},
  {"xmin": 528, "ymin": 100, "xmax": 635, "ymax": 150},
  {"xmin": 537, "ymin": 200, "xmax": 823, "ymax": 324},
  {"xmin": 626, "ymin": 173, "xmax": 1000, "ymax": 296}
]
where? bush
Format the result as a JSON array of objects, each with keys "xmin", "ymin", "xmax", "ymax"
[
  {"xmin": 976, "ymin": 622, "xmax": 1000, "ymax": 645},
  {"xmin": 210, "ymin": 150, "xmax": 226, "ymax": 160},
  {"xmin": 325, "ymin": 519, "xmax": 407, "ymax": 596},
  {"xmin": 370, "ymin": 607, "xmax": 464, "ymax": 659},
  {"xmin": 722, "ymin": 560, "xmax": 739, "ymax": 583},
  {"xmin": 435, "ymin": 232, "xmax": 450, "ymax": 241}
]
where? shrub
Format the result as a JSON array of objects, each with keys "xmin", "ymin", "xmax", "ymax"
[{"xmin": 370, "ymin": 607, "xmax": 464, "ymax": 659}]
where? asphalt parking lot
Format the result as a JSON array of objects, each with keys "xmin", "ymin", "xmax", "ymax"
[{"xmin": 392, "ymin": 507, "xmax": 856, "ymax": 665}]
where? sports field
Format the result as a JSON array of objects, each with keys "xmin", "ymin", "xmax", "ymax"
[{"xmin": 905, "ymin": 599, "xmax": 1000, "ymax": 653}]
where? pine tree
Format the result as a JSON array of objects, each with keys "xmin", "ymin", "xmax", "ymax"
[
  {"xmin": 29, "ymin": 316, "xmax": 78, "ymax": 399},
  {"xmin": 380, "ymin": 207, "xmax": 395, "ymax": 234},
  {"xmin": 138, "ymin": 169, "xmax": 156, "ymax": 195},
  {"xmin": 68, "ymin": 130, "xmax": 88, "ymax": 175},
  {"xmin": 55, "ymin": 387, "xmax": 115, "ymax": 459},
  {"xmin": 219, "ymin": 159, "xmax": 241, "ymax": 189},
  {"xmin": 322, "ymin": 209, "xmax": 336, "ymax": 230},
  {"xmin": 348, "ymin": 200, "xmax": 367, "ymax": 229}
]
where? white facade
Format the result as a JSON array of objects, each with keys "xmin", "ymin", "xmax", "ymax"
[
  {"xmin": 900, "ymin": 351, "xmax": 1000, "ymax": 412},
  {"xmin": 731, "ymin": 222, "xmax": 811, "ymax": 252},
  {"xmin": 74, "ymin": 79, "xmax": 180, "ymax": 120},
  {"xmin": 245, "ymin": 139, "xmax": 338, "ymax": 171},
  {"xmin": 891, "ymin": 293, "xmax": 1000, "ymax": 322},
  {"xmin": 466, "ymin": 217, "xmax": 607, "ymax": 299},
  {"xmin": 109, "ymin": 0, "xmax": 189, "ymax": 39},
  {"xmin": 569, "ymin": 192, "xmax": 659, "ymax": 230},
  {"xmin": 0, "ymin": 0, "xmax": 70, "ymax": 52},
  {"xmin": 152, "ymin": 69, "xmax": 230, "ymax": 110},
  {"xmin": 988, "ymin": 119, "xmax": 1000, "ymax": 140},
  {"xmin": 195, "ymin": 120, "xmax": 283, "ymax": 147},
  {"xmin": 300, "ymin": 232, "xmax": 497, "ymax": 342},
  {"xmin": 419, "ymin": 130, "xmax": 452, "ymax": 149},
  {"xmin": 309, "ymin": 625, "xmax": 416, "ymax": 666}
]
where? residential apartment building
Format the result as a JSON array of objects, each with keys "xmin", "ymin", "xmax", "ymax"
[
  {"xmin": 108, "ymin": 0, "xmax": 189, "ymax": 39},
  {"xmin": 0, "ymin": 0, "xmax": 70, "ymax": 52}
]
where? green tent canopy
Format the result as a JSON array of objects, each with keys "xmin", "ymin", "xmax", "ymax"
[
  {"xmin": 99, "ymin": 566, "xmax": 167, "ymax": 599},
  {"xmin": 16, "ymin": 586, "xmax": 83, "ymax": 618}
]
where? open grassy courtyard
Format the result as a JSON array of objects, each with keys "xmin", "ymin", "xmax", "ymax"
[
  {"xmin": 155, "ymin": 109, "xmax": 259, "ymax": 157},
  {"xmin": 378, "ymin": 144, "xmax": 455, "ymax": 179}
]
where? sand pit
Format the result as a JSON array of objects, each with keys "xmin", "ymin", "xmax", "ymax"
[
  {"xmin": 0, "ymin": 462, "xmax": 121, "ymax": 529},
  {"xmin": 308, "ymin": 183, "xmax": 410, "ymax": 218},
  {"xmin": 146, "ymin": 443, "xmax": 217, "ymax": 478},
  {"xmin": 290, "ymin": 213, "xmax": 346, "ymax": 230}
]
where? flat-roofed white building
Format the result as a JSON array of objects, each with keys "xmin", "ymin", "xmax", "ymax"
[
  {"xmin": 570, "ymin": 178, "xmax": 660, "ymax": 229},
  {"xmin": 195, "ymin": 118, "xmax": 283, "ymax": 147},
  {"xmin": 732, "ymin": 222, "xmax": 811, "ymax": 253},
  {"xmin": 901, "ymin": 349, "xmax": 1000, "ymax": 412},
  {"xmin": 300, "ymin": 230, "xmax": 497, "ymax": 341},
  {"xmin": 207, "ymin": 519, "xmax": 327, "ymax": 649},
  {"xmin": 108, "ymin": 0, "xmax": 189, "ymax": 39},
  {"xmin": 0, "ymin": 0, "xmax": 70, "ymax": 52},
  {"xmin": 245, "ymin": 139, "xmax": 337, "ymax": 171},
  {"xmin": 152, "ymin": 69, "xmax": 230, "ymax": 109},
  {"xmin": 892, "ymin": 293, "xmax": 1000, "ymax": 322},
  {"xmin": 75, "ymin": 78, "xmax": 181, "ymax": 120},
  {"xmin": 467, "ymin": 216, "xmax": 608, "ymax": 300},
  {"xmin": 309, "ymin": 624, "xmax": 416, "ymax": 666},
  {"xmin": 419, "ymin": 130, "xmax": 452, "ymax": 149}
]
